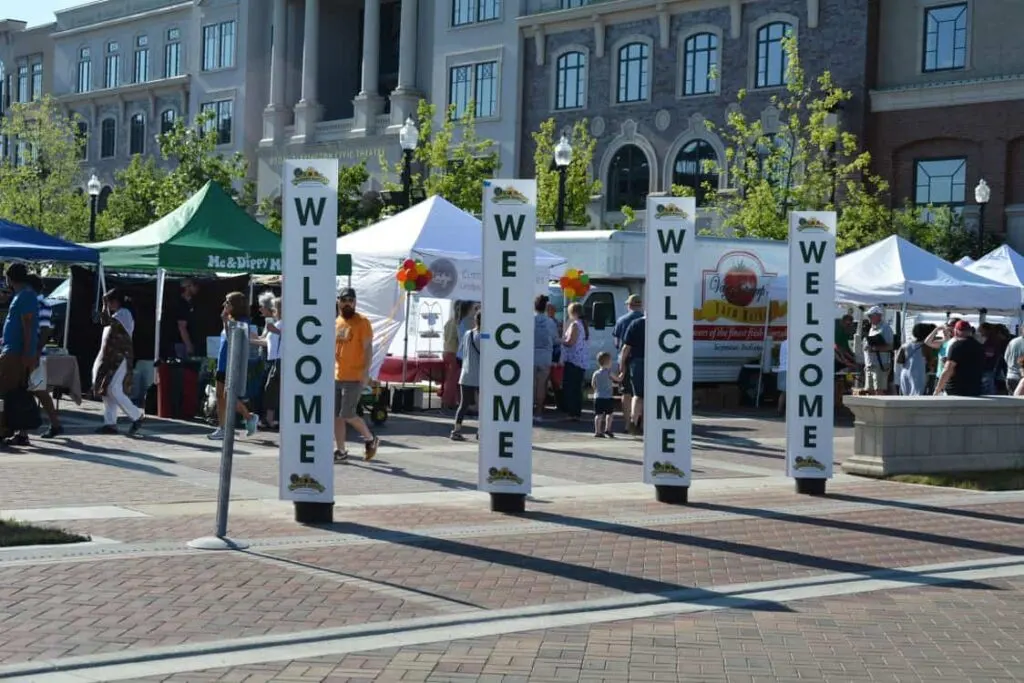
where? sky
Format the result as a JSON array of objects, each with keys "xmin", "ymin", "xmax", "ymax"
[{"xmin": 6, "ymin": 0, "xmax": 87, "ymax": 28}]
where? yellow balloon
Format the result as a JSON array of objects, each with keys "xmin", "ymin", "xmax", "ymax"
[
  {"xmin": 566, "ymin": 268, "xmax": 579, "ymax": 279},
  {"xmin": 564, "ymin": 286, "xmax": 576, "ymax": 299},
  {"xmin": 415, "ymin": 262, "xmax": 427, "ymax": 274}
]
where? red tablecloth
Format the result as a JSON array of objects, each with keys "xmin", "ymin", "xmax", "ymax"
[{"xmin": 379, "ymin": 356, "xmax": 446, "ymax": 384}]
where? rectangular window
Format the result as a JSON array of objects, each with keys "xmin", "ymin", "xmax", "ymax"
[
  {"xmin": 202, "ymin": 20, "xmax": 236, "ymax": 71},
  {"xmin": 560, "ymin": 0, "xmax": 588, "ymax": 7},
  {"xmin": 160, "ymin": 109, "xmax": 176, "ymax": 134},
  {"xmin": 448, "ymin": 60, "xmax": 499, "ymax": 119},
  {"xmin": 105, "ymin": 48, "xmax": 121, "ymax": 89},
  {"xmin": 616, "ymin": 42, "xmax": 649, "ymax": 103},
  {"xmin": 914, "ymin": 157, "xmax": 967, "ymax": 207},
  {"xmin": 165, "ymin": 41, "xmax": 181, "ymax": 77},
  {"xmin": 77, "ymin": 48, "xmax": 92, "ymax": 93},
  {"xmin": 923, "ymin": 3, "xmax": 968, "ymax": 72},
  {"xmin": 201, "ymin": 99, "xmax": 233, "ymax": 145},
  {"xmin": 134, "ymin": 48, "xmax": 149, "ymax": 83},
  {"xmin": 100, "ymin": 118, "xmax": 116, "ymax": 158},
  {"xmin": 16, "ymin": 64, "xmax": 28, "ymax": 103},
  {"xmin": 30, "ymin": 62, "xmax": 42, "ymax": 100},
  {"xmin": 452, "ymin": 0, "xmax": 500, "ymax": 26}
]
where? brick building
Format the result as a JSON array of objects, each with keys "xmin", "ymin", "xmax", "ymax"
[
  {"xmin": 868, "ymin": 0, "xmax": 1024, "ymax": 251},
  {"xmin": 517, "ymin": 0, "xmax": 874, "ymax": 230}
]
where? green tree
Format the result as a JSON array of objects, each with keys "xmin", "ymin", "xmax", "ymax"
[
  {"xmin": 99, "ymin": 109, "xmax": 255, "ymax": 236},
  {"xmin": 893, "ymin": 203, "xmax": 1002, "ymax": 262},
  {"xmin": 708, "ymin": 38, "xmax": 892, "ymax": 251},
  {"xmin": 258, "ymin": 159, "xmax": 384, "ymax": 235},
  {"xmin": 532, "ymin": 118, "xmax": 601, "ymax": 229},
  {"xmin": 0, "ymin": 95, "xmax": 90, "ymax": 240},
  {"xmin": 382, "ymin": 99, "xmax": 500, "ymax": 215}
]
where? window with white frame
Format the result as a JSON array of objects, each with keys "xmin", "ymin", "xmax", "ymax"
[
  {"xmin": 683, "ymin": 33, "xmax": 718, "ymax": 96},
  {"xmin": 77, "ymin": 47, "xmax": 92, "ymax": 93},
  {"xmin": 448, "ymin": 60, "xmax": 498, "ymax": 118},
  {"xmin": 755, "ymin": 22, "xmax": 792, "ymax": 88},
  {"xmin": 105, "ymin": 41, "xmax": 121, "ymax": 88},
  {"xmin": 100, "ymin": 118, "xmax": 116, "ymax": 158},
  {"xmin": 165, "ymin": 28, "xmax": 182, "ymax": 77},
  {"xmin": 606, "ymin": 144, "xmax": 650, "ymax": 210},
  {"xmin": 560, "ymin": 0, "xmax": 589, "ymax": 7},
  {"xmin": 616, "ymin": 42, "xmax": 649, "ymax": 103},
  {"xmin": 129, "ymin": 113, "xmax": 146, "ymax": 155},
  {"xmin": 923, "ymin": 3, "xmax": 967, "ymax": 72},
  {"xmin": 914, "ymin": 158, "xmax": 966, "ymax": 208},
  {"xmin": 673, "ymin": 140, "xmax": 720, "ymax": 205},
  {"xmin": 16, "ymin": 64, "xmax": 28, "ymax": 102},
  {"xmin": 451, "ymin": 0, "xmax": 500, "ymax": 26},
  {"xmin": 134, "ymin": 35, "xmax": 149, "ymax": 82},
  {"xmin": 160, "ymin": 109, "xmax": 176, "ymax": 134},
  {"xmin": 30, "ymin": 62, "xmax": 42, "ymax": 100},
  {"xmin": 202, "ymin": 21, "xmax": 236, "ymax": 71},
  {"xmin": 554, "ymin": 51, "xmax": 586, "ymax": 110},
  {"xmin": 201, "ymin": 99, "xmax": 233, "ymax": 144}
]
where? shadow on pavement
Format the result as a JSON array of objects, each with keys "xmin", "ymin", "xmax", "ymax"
[{"xmin": 825, "ymin": 493, "xmax": 1024, "ymax": 527}]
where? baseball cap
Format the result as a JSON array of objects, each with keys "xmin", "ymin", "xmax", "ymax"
[
  {"xmin": 954, "ymin": 320, "xmax": 972, "ymax": 333},
  {"xmin": 866, "ymin": 306, "xmax": 883, "ymax": 317},
  {"xmin": 626, "ymin": 294, "xmax": 642, "ymax": 306},
  {"xmin": 338, "ymin": 287, "xmax": 357, "ymax": 300}
]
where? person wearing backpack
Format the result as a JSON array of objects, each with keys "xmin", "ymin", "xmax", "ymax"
[
  {"xmin": 450, "ymin": 310, "xmax": 481, "ymax": 441},
  {"xmin": 896, "ymin": 324, "xmax": 928, "ymax": 396}
]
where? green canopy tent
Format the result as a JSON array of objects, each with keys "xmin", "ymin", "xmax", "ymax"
[{"xmin": 86, "ymin": 180, "xmax": 352, "ymax": 360}]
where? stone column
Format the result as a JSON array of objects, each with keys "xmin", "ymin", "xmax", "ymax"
[
  {"xmin": 292, "ymin": 0, "xmax": 323, "ymax": 144},
  {"xmin": 261, "ymin": 0, "xmax": 290, "ymax": 146},
  {"xmin": 352, "ymin": 0, "xmax": 384, "ymax": 135},
  {"xmin": 390, "ymin": 0, "xmax": 420, "ymax": 126}
]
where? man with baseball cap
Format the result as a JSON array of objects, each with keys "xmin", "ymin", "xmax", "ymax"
[
  {"xmin": 934, "ymin": 320, "xmax": 984, "ymax": 396},
  {"xmin": 333, "ymin": 288, "xmax": 379, "ymax": 462},
  {"xmin": 612, "ymin": 294, "xmax": 643, "ymax": 431},
  {"xmin": 862, "ymin": 306, "xmax": 893, "ymax": 395}
]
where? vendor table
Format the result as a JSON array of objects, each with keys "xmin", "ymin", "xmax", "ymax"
[{"xmin": 378, "ymin": 356, "xmax": 445, "ymax": 384}]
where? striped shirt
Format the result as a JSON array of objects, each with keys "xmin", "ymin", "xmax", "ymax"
[{"xmin": 37, "ymin": 293, "xmax": 52, "ymax": 331}]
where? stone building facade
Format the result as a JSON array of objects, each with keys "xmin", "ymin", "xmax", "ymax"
[
  {"xmin": 517, "ymin": 0, "xmax": 874, "ymax": 229},
  {"xmin": 867, "ymin": 0, "xmax": 1024, "ymax": 250}
]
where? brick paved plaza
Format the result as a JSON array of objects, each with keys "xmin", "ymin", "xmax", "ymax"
[{"xmin": 0, "ymin": 404, "xmax": 1022, "ymax": 682}]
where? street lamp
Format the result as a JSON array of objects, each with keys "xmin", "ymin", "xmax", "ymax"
[
  {"xmin": 87, "ymin": 174, "xmax": 102, "ymax": 242},
  {"xmin": 975, "ymin": 178, "xmax": 991, "ymax": 259},
  {"xmin": 553, "ymin": 135, "xmax": 572, "ymax": 231},
  {"xmin": 399, "ymin": 116, "xmax": 419, "ymax": 209}
]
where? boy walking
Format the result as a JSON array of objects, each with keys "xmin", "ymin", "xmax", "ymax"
[{"xmin": 591, "ymin": 352, "xmax": 615, "ymax": 438}]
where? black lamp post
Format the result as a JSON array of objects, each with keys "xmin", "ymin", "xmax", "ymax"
[
  {"xmin": 553, "ymin": 135, "xmax": 572, "ymax": 231},
  {"xmin": 399, "ymin": 116, "xmax": 419, "ymax": 209},
  {"xmin": 87, "ymin": 174, "xmax": 101, "ymax": 241},
  {"xmin": 974, "ymin": 178, "xmax": 991, "ymax": 259}
]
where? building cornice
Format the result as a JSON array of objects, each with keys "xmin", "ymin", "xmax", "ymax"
[
  {"xmin": 870, "ymin": 73, "xmax": 1024, "ymax": 112},
  {"xmin": 57, "ymin": 74, "xmax": 190, "ymax": 105},
  {"xmin": 51, "ymin": 2, "xmax": 192, "ymax": 39},
  {"xmin": 517, "ymin": 0, "xmax": 757, "ymax": 35}
]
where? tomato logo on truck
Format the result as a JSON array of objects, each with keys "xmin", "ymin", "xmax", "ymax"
[{"xmin": 696, "ymin": 250, "xmax": 786, "ymax": 341}]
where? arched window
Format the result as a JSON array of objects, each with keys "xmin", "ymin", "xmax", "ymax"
[
  {"xmin": 554, "ymin": 51, "xmax": 586, "ymax": 110},
  {"xmin": 672, "ymin": 140, "xmax": 719, "ymax": 206},
  {"xmin": 76, "ymin": 121, "xmax": 88, "ymax": 160},
  {"xmin": 100, "ymin": 118, "xmax": 116, "ymax": 158},
  {"xmin": 129, "ymin": 113, "xmax": 146, "ymax": 154},
  {"xmin": 616, "ymin": 42, "xmax": 649, "ymax": 103},
  {"xmin": 160, "ymin": 108, "xmax": 176, "ymax": 134},
  {"xmin": 606, "ymin": 144, "xmax": 650, "ymax": 211},
  {"xmin": 755, "ymin": 22, "xmax": 793, "ymax": 88},
  {"xmin": 682, "ymin": 33, "xmax": 718, "ymax": 96}
]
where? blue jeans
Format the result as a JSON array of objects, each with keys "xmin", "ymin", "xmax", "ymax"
[{"xmin": 981, "ymin": 372, "xmax": 995, "ymax": 395}]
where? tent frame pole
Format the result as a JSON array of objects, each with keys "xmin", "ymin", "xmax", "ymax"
[
  {"xmin": 401, "ymin": 292, "xmax": 410, "ymax": 388},
  {"xmin": 63, "ymin": 268, "xmax": 74, "ymax": 350},
  {"xmin": 755, "ymin": 296, "xmax": 773, "ymax": 409},
  {"xmin": 154, "ymin": 268, "xmax": 167, "ymax": 363}
]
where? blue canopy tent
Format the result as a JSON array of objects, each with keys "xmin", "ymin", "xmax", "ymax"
[{"xmin": 0, "ymin": 218, "xmax": 103, "ymax": 348}]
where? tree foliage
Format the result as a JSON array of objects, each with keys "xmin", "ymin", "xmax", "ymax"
[
  {"xmin": 893, "ymin": 204, "xmax": 1002, "ymax": 262},
  {"xmin": 707, "ymin": 38, "xmax": 892, "ymax": 252},
  {"xmin": 258, "ymin": 159, "xmax": 384, "ymax": 235},
  {"xmin": 532, "ymin": 118, "xmax": 601, "ymax": 229},
  {"xmin": 98, "ymin": 109, "xmax": 255, "ymax": 237},
  {"xmin": 0, "ymin": 95, "xmax": 90, "ymax": 240}
]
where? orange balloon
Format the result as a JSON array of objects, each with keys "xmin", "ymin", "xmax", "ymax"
[{"xmin": 397, "ymin": 270, "xmax": 408, "ymax": 282}]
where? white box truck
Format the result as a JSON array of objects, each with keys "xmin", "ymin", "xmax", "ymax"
[{"xmin": 538, "ymin": 230, "xmax": 789, "ymax": 385}]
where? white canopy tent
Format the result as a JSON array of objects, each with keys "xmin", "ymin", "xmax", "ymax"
[
  {"xmin": 965, "ymin": 244, "xmax": 1024, "ymax": 305},
  {"xmin": 834, "ymin": 235, "xmax": 1020, "ymax": 311},
  {"xmin": 337, "ymin": 195, "xmax": 568, "ymax": 378},
  {"xmin": 954, "ymin": 256, "xmax": 974, "ymax": 268}
]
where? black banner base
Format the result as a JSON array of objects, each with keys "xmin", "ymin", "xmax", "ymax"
[
  {"xmin": 795, "ymin": 479, "xmax": 827, "ymax": 496},
  {"xmin": 294, "ymin": 502, "xmax": 334, "ymax": 524},
  {"xmin": 490, "ymin": 493, "xmax": 526, "ymax": 514},
  {"xmin": 655, "ymin": 485, "xmax": 688, "ymax": 505}
]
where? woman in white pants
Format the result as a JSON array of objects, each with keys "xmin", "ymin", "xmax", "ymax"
[{"xmin": 92, "ymin": 290, "xmax": 144, "ymax": 436}]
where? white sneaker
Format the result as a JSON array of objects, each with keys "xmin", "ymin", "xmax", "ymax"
[
  {"xmin": 207, "ymin": 428, "xmax": 224, "ymax": 441},
  {"xmin": 245, "ymin": 414, "xmax": 259, "ymax": 437}
]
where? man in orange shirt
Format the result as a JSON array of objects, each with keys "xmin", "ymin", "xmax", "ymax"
[{"xmin": 334, "ymin": 288, "xmax": 379, "ymax": 462}]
